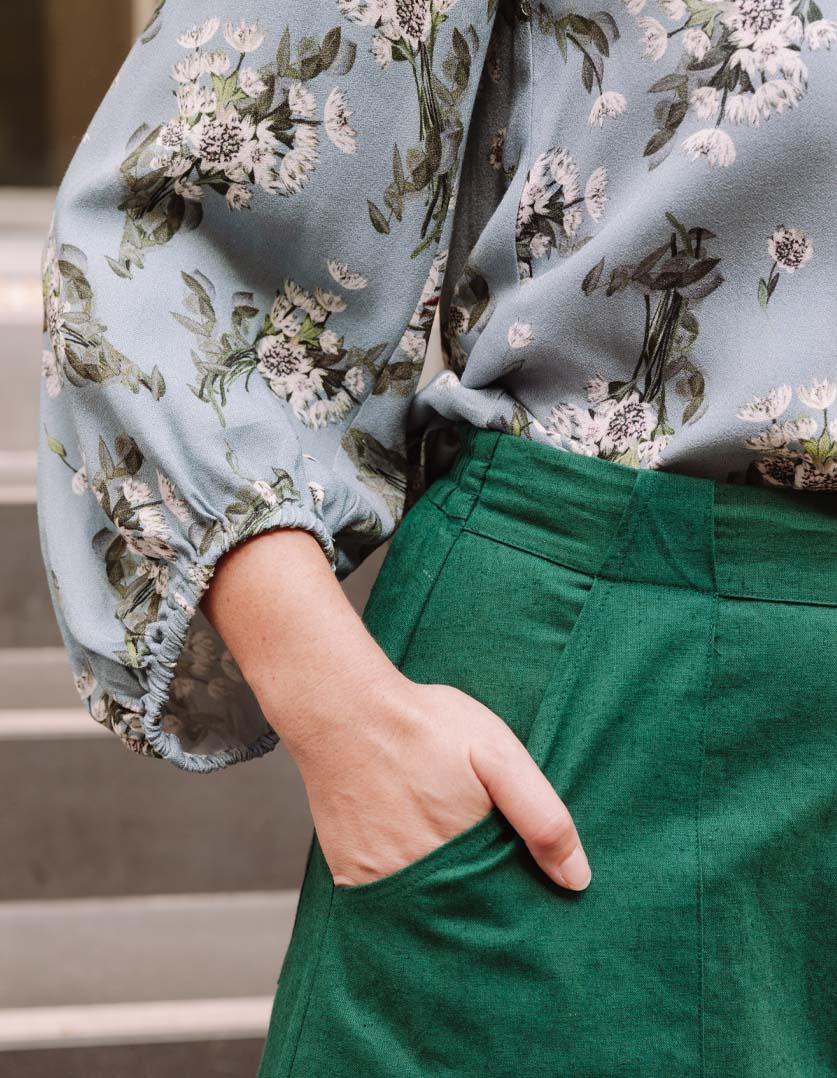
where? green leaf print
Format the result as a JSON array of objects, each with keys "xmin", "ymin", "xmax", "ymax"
[
  {"xmin": 553, "ymin": 214, "xmax": 723, "ymax": 466},
  {"xmin": 340, "ymin": 4, "xmax": 484, "ymax": 256}
]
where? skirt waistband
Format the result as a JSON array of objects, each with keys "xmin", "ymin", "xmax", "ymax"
[{"xmin": 423, "ymin": 423, "xmax": 837, "ymax": 606}]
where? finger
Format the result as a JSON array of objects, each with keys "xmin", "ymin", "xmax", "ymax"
[{"xmin": 470, "ymin": 730, "xmax": 592, "ymax": 891}]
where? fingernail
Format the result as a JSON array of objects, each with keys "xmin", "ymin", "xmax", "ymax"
[{"xmin": 556, "ymin": 844, "xmax": 591, "ymax": 890}]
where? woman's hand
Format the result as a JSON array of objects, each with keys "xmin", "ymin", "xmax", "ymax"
[
  {"xmin": 201, "ymin": 527, "xmax": 591, "ymax": 892},
  {"xmin": 291, "ymin": 674, "xmax": 591, "ymax": 890}
]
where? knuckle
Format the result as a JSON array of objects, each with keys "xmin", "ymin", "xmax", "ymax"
[{"xmin": 527, "ymin": 809, "xmax": 576, "ymax": 856}]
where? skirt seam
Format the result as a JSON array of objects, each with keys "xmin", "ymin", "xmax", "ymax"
[{"xmin": 695, "ymin": 588, "xmax": 719, "ymax": 1078}]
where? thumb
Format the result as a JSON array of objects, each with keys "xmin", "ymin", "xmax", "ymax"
[{"xmin": 470, "ymin": 728, "xmax": 592, "ymax": 891}]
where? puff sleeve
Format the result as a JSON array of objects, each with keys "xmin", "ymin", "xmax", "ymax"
[{"xmin": 36, "ymin": 0, "xmax": 497, "ymax": 770}]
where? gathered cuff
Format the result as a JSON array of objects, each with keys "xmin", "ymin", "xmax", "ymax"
[{"xmin": 129, "ymin": 503, "xmax": 335, "ymax": 773}]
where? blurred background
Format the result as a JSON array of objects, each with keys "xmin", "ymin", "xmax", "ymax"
[{"xmin": 0, "ymin": 2, "xmax": 442, "ymax": 1074}]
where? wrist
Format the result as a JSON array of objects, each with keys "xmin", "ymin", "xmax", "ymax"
[{"xmin": 256, "ymin": 654, "xmax": 416, "ymax": 760}]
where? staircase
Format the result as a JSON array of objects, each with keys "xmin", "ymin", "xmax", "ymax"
[{"xmin": 0, "ymin": 189, "xmax": 389, "ymax": 1076}]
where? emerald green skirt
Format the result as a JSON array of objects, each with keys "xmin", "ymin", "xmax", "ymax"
[{"xmin": 258, "ymin": 423, "xmax": 836, "ymax": 1077}]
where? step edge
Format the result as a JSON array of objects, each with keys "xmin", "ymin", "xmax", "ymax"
[{"xmin": 0, "ymin": 996, "xmax": 274, "ymax": 1052}]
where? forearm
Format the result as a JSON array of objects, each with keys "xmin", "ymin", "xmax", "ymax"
[{"xmin": 199, "ymin": 527, "xmax": 409, "ymax": 761}]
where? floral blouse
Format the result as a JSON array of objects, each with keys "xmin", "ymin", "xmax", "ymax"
[{"xmin": 38, "ymin": 0, "xmax": 836, "ymax": 768}]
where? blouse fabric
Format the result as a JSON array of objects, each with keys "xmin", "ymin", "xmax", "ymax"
[{"xmin": 37, "ymin": 0, "xmax": 837, "ymax": 769}]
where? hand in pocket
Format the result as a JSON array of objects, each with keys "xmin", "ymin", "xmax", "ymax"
[{"xmin": 295, "ymin": 678, "xmax": 592, "ymax": 892}]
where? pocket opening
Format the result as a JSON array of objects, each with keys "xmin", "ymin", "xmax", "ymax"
[{"xmin": 325, "ymin": 568, "xmax": 618, "ymax": 903}]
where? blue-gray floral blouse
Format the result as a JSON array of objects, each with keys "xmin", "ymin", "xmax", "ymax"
[{"xmin": 37, "ymin": 0, "xmax": 837, "ymax": 768}]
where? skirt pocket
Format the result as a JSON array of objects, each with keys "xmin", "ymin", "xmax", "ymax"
[{"xmin": 324, "ymin": 553, "xmax": 620, "ymax": 905}]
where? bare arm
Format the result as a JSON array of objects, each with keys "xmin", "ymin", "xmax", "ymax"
[{"xmin": 201, "ymin": 528, "xmax": 592, "ymax": 891}]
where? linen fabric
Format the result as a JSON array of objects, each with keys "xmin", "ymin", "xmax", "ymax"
[
  {"xmin": 257, "ymin": 421, "xmax": 836, "ymax": 1077},
  {"xmin": 36, "ymin": 0, "xmax": 837, "ymax": 766}
]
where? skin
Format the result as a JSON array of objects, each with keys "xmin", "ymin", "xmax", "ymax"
[{"xmin": 201, "ymin": 527, "xmax": 592, "ymax": 891}]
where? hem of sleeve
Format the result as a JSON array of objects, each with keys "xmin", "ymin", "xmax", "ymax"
[{"xmin": 137, "ymin": 503, "xmax": 335, "ymax": 773}]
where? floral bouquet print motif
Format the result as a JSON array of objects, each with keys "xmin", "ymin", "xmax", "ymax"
[
  {"xmin": 175, "ymin": 260, "xmax": 386, "ymax": 428},
  {"xmin": 627, "ymin": 0, "xmax": 837, "ymax": 168},
  {"xmin": 339, "ymin": 0, "xmax": 484, "ymax": 256},
  {"xmin": 542, "ymin": 213, "xmax": 722, "ymax": 467},
  {"xmin": 515, "ymin": 147, "xmax": 608, "ymax": 281},
  {"xmin": 42, "ymin": 232, "xmax": 165, "ymax": 399},
  {"xmin": 44, "ymin": 428, "xmax": 319, "ymax": 731},
  {"xmin": 109, "ymin": 16, "xmax": 357, "ymax": 277},
  {"xmin": 758, "ymin": 225, "xmax": 814, "ymax": 307},
  {"xmin": 737, "ymin": 377, "xmax": 837, "ymax": 490}
]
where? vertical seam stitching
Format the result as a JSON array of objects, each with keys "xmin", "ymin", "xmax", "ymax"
[
  {"xmin": 694, "ymin": 481, "xmax": 718, "ymax": 1075},
  {"xmin": 695, "ymin": 588, "xmax": 718, "ymax": 1078},
  {"xmin": 462, "ymin": 429, "xmax": 504, "ymax": 529},
  {"xmin": 527, "ymin": 8, "xmax": 535, "ymax": 168}
]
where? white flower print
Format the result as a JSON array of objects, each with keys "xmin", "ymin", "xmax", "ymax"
[
  {"xmin": 174, "ymin": 177, "xmax": 203, "ymax": 201},
  {"xmin": 434, "ymin": 370, "xmax": 461, "ymax": 392},
  {"xmin": 252, "ymin": 479, "xmax": 278, "ymax": 506},
  {"xmin": 223, "ymin": 19, "xmax": 265, "ymax": 53},
  {"xmin": 516, "ymin": 148, "xmax": 608, "ymax": 279},
  {"xmin": 225, "ymin": 183, "xmax": 252, "ymax": 210},
  {"xmin": 327, "ymin": 259, "xmax": 369, "ymax": 290},
  {"xmin": 508, "ymin": 320, "xmax": 534, "ymax": 349},
  {"xmin": 71, "ymin": 462, "xmax": 88, "ymax": 496},
  {"xmin": 588, "ymin": 91, "xmax": 628, "ymax": 127},
  {"xmin": 690, "ymin": 86, "xmax": 723, "ymax": 120},
  {"xmin": 344, "ymin": 366, "xmax": 366, "ymax": 395},
  {"xmin": 638, "ymin": 0, "xmax": 833, "ymax": 168},
  {"xmin": 277, "ymin": 125, "xmax": 320, "ymax": 194},
  {"xmin": 638, "ymin": 16, "xmax": 669, "ymax": 60},
  {"xmin": 806, "ymin": 19, "xmax": 837, "ymax": 48},
  {"xmin": 683, "ymin": 28, "xmax": 712, "ymax": 59},
  {"xmin": 659, "ymin": 0, "xmax": 686, "ymax": 18},
  {"xmin": 239, "ymin": 68, "xmax": 268, "ymax": 97},
  {"xmin": 371, "ymin": 33, "xmax": 394, "ymax": 66},
  {"xmin": 288, "ymin": 82, "xmax": 316, "ymax": 119},
  {"xmin": 768, "ymin": 225, "xmax": 814, "ymax": 272},
  {"xmin": 797, "ymin": 377, "xmax": 836, "ymax": 411},
  {"xmin": 759, "ymin": 225, "xmax": 813, "ymax": 306},
  {"xmin": 202, "ymin": 49, "xmax": 231, "ymax": 76},
  {"xmin": 179, "ymin": 262, "xmax": 390, "ymax": 428},
  {"xmin": 108, "ymin": 16, "xmax": 358, "ymax": 276},
  {"xmin": 737, "ymin": 378, "xmax": 837, "ymax": 489},
  {"xmin": 41, "ymin": 348, "xmax": 64, "ymax": 398},
  {"xmin": 736, "ymin": 383, "xmax": 794, "ymax": 421},
  {"xmin": 74, "ymin": 670, "xmax": 97, "ymax": 700},
  {"xmin": 681, "ymin": 128, "xmax": 737, "ymax": 167},
  {"xmin": 41, "ymin": 236, "xmax": 165, "ymax": 398},
  {"xmin": 584, "ymin": 167, "xmax": 609, "ymax": 222},
  {"xmin": 387, "ymin": 0, "xmax": 433, "ymax": 48},
  {"xmin": 324, "ymin": 87, "xmax": 358, "ymax": 153},
  {"xmin": 157, "ymin": 471, "xmax": 192, "ymax": 523},
  {"xmin": 176, "ymin": 17, "xmax": 220, "ymax": 50}
]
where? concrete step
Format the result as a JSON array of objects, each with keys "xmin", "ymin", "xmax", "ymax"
[
  {"xmin": 0, "ymin": 891, "xmax": 297, "ymax": 1008},
  {"xmin": 0, "ymin": 998, "xmax": 271, "ymax": 1049},
  {"xmin": 0, "ymin": 709, "xmax": 313, "ymax": 901},
  {"xmin": 0, "ymin": 505, "xmax": 62, "ymax": 648},
  {"xmin": 0, "ymin": 1037, "xmax": 266, "ymax": 1078},
  {"xmin": 0, "ymin": 649, "xmax": 78, "ymax": 708}
]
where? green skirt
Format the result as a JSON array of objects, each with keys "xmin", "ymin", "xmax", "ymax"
[{"xmin": 258, "ymin": 423, "xmax": 836, "ymax": 1077}]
